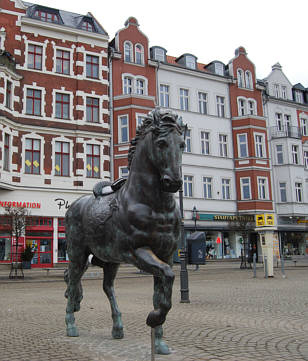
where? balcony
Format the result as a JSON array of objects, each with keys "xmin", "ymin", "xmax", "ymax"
[{"xmin": 270, "ymin": 126, "xmax": 302, "ymax": 139}]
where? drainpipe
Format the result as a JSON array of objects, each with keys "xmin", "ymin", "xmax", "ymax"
[
  {"xmin": 155, "ymin": 60, "xmax": 160, "ymax": 107},
  {"xmin": 108, "ymin": 47, "xmax": 114, "ymax": 181}
]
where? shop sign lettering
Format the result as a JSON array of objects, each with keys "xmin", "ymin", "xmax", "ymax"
[
  {"xmin": 0, "ymin": 201, "xmax": 41, "ymax": 209},
  {"xmin": 54, "ymin": 198, "xmax": 70, "ymax": 210}
]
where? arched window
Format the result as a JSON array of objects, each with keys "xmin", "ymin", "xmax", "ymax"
[
  {"xmin": 124, "ymin": 41, "xmax": 133, "ymax": 62},
  {"xmin": 245, "ymin": 71, "xmax": 253, "ymax": 89},
  {"xmin": 237, "ymin": 69, "xmax": 244, "ymax": 88},
  {"xmin": 135, "ymin": 44, "xmax": 144, "ymax": 65},
  {"xmin": 247, "ymin": 99, "xmax": 257, "ymax": 115},
  {"xmin": 238, "ymin": 98, "xmax": 246, "ymax": 116}
]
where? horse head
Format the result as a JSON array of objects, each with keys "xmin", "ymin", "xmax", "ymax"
[{"xmin": 147, "ymin": 108, "xmax": 186, "ymax": 193}]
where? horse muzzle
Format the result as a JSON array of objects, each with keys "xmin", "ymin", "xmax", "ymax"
[{"xmin": 161, "ymin": 175, "xmax": 182, "ymax": 193}]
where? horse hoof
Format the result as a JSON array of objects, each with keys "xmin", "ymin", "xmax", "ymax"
[
  {"xmin": 112, "ymin": 327, "xmax": 124, "ymax": 339},
  {"xmin": 146, "ymin": 310, "xmax": 166, "ymax": 328},
  {"xmin": 67, "ymin": 326, "xmax": 79, "ymax": 337},
  {"xmin": 155, "ymin": 339, "xmax": 170, "ymax": 355}
]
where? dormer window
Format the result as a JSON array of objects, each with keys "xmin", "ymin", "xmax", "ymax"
[
  {"xmin": 154, "ymin": 48, "xmax": 165, "ymax": 62},
  {"xmin": 215, "ymin": 62, "xmax": 224, "ymax": 75},
  {"xmin": 186, "ymin": 55, "xmax": 196, "ymax": 69},
  {"xmin": 295, "ymin": 90, "xmax": 303, "ymax": 103},
  {"xmin": 34, "ymin": 10, "xmax": 59, "ymax": 23},
  {"xmin": 81, "ymin": 21, "xmax": 94, "ymax": 32}
]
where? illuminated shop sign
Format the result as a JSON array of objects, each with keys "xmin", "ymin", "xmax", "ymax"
[
  {"xmin": 0, "ymin": 201, "xmax": 41, "ymax": 208},
  {"xmin": 198, "ymin": 214, "xmax": 254, "ymax": 222}
]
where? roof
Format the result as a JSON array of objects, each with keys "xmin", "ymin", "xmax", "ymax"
[
  {"xmin": 22, "ymin": 2, "xmax": 108, "ymax": 36},
  {"xmin": 293, "ymin": 83, "xmax": 306, "ymax": 91},
  {"xmin": 166, "ymin": 55, "xmax": 207, "ymax": 72}
]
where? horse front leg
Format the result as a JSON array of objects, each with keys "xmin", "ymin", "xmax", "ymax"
[
  {"xmin": 102, "ymin": 262, "xmax": 124, "ymax": 339},
  {"xmin": 134, "ymin": 247, "xmax": 174, "ymax": 351}
]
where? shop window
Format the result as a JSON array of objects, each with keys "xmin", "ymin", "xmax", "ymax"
[
  {"xmin": 0, "ymin": 234, "xmax": 12, "ymax": 261},
  {"xmin": 58, "ymin": 232, "xmax": 68, "ymax": 262}
]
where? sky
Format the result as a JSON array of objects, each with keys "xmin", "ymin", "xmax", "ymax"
[{"xmin": 29, "ymin": 0, "xmax": 308, "ymax": 86}]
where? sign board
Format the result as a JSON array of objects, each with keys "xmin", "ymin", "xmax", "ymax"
[
  {"xmin": 256, "ymin": 213, "xmax": 275, "ymax": 227},
  {"xmin": 256, "ymin": 214, "xmax": 265, "ymax": 227},
  {"xmin": 265, "ymin": 214, "xmax": 275, "ymax": 226}
]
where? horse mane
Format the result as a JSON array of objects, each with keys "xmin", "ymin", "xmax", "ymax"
[{"xmin": 127, "ymin": 108, "xmax": 184, "ymax": 170}]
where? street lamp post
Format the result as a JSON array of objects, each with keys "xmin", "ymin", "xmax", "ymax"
[{"xmin": 192, "ymin": 206, "xmax": 199, "ymax": 271}]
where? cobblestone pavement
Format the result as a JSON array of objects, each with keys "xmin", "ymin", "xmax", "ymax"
[{"xmin": 1, "ymin": 263, "xmax": 308, "ymax": 361}]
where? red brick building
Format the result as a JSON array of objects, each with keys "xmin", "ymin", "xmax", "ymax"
[
  {"xmin": 0, "ymin": 0, "xmax": 110, "ymax": 267},
  {"xmin": 109, "ymin": 17, "xmax": 156, "ymax": 179},
  {"xmin": 228, "ymin": 47, "xmax": 273, "ymax": 214}
]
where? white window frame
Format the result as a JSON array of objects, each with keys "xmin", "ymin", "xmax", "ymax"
[
  {"xmin": 295, "ymin": 182, "xmax": 303, "ymax": 203},
  {"xmin": 238, "ymin": 97, "xmax": 246, "ymax": 116},
  {"xmin": 304, "ymin": 150, "xmax": 308, "ymax": 169},
  {"xmin": 180, "ymin": 88, "xmax": 189, "ymax": 111},
  {"xmin": 134, "ymin": 43, "xmax": 144, "ymax": 65},
  {"xmin": 184, "ymin": 128, "xmax": 192, "ymax": 153},
  {"xmin": 221, "ymin": 178, "xmax": 231, "ymax": 200},
  {"xmin": 254, "ymin": 133, "xmax": 266, "ymax": 158},
  {"xmin": 295, "ymin": 90, "xmax": 303, "ymax": 103},
  {"xmin": 274, "ymin": 84, "xmax": 280, "ymax": 98},
  {"xmin": 22, "ymin": 84, "xmax": 46, "ymax": 118},
  {"xmin": 52, "ymin": 136, "xmax": 73, "ymax": 177},
  {"xmin": 183, "ymin": 175, "xmax": 193, "ymax": 197},
  {"xmin": 119, "ymin": 166, "xmax": 129, "ymax": 179},
  {"xmin": 5, "ymin": 79, "xmax": 13, "ymax": 109},
  {"xmin": 281, "ymin": 86, "xmax": 287, "ymax": 99},
  {"xmin": 123, "ymin": 76, "xmax": 133, "ymax": 95},
  {"xmin": 248, "ymin": 99, "xmax": 256, "ymax": 115},
  {"xmin": 240, "ymin": 177, "xmax": 251, "ymax": 200},
  {"xmin": 276, "ymin": 144, "xmax": 284, "ymax": 165},
  {"xmin": 276, "ymin": 113, "xmax": 283, "ymax": 131},
  {"xmin": 200, "ymin": 131, "xmax": 210, "ymax": 155},
  {"xmin": 2, "ymin": 130, "xmax": 12, "ymax": 172},
  {"xmin": 136, "ymin": 78, "xmax": 145, "ymax": 95},
  {"xmin": 52, "ymin": 89, "xmax": 74, "ymax": 121},
  {"xmin": 136, "ymin": 113, "xmax": 146, "ymax": 128},
  {"xmin": 257, "ymin": 177, "xmax": 269, "ymax": 200},
  {"xmin": 237, "ymin": 68, "xmax": 244, "ymax": 88},
  {"xmin": 154, "ymin": 48, "xmax": 165, "ymax": 62},
  {"xmin": 219, "ymin": 134, "xmax": 228, "ymax": 157},
  {"xmin": 237, "ymin": 133, "xmax": 248, "ymax": 158},
  {"xmin": 198, "ymin": 92, "xmax": 207, "ymax": 114},
  {"xmin": 245, "ymin": 70, "xmax": 253, "ymax": 89},
  {"xmin": 300, "ymin": 118, "xmax": 307, "ymax": 136},
  {"xmin": 292, "ymin": 144, "xmax": 299, "ymax": 165},
  {"xmin": 118, "ymin": 114, "xmax": 129, "ymax": 144},
  {"xmin": 52, "ymin": 45, "xmax": 74, "ymax": 76},
  {"xmin": 124, "ymin": 41, "xmax": 133, "ymax": 63},
  {"xmin": 21, "ymin": 132, "xmax": 45, "ymax": 176},
  {"xmin": 23, "ymin": 38, "xmax": 47, "ymax": 72},
  {"xmin": 203, "ymin": 176, "xmax": 213, "ymax": 199},
  {"xmin": 159, "ymin": 84, "xmax": 170, "ymax": 107},
  {"xmin": 186, "ymin": 55, "xmax": 196, "ymax": 69},
  {"xmin": 216, "ymin": 96, "xmax": 225, "ymax": 117},
  {"xmin": 279, "ymin": 182, "xmax": 287, "ymax": 202},
  {"xmin": 0, "ymin": 28, "xmax": 6, "ymax": 51}
]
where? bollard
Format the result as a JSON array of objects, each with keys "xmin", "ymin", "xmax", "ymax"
[
  {"xmin": 253, "ymin": 253, "xmax": 257, "ymax": 278},
  {"xmin": 280, "ymin": 255, "xmax": 286, "ymax": 279},
  {"xmin": 264, "ymin": 256, "xmax": 268, "ymax": 278},
  {"xmin": 151, "ymin": 328, "xmax": 155, "ymax": 361}
]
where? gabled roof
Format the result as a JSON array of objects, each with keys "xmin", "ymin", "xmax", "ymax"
[
  {"xmin": 22, "ymin": 2, "xmax": 108, "ymax": 36},
  {"xmin": 293, "ymin": 83, "xmax": 305, "ymax": 91}
]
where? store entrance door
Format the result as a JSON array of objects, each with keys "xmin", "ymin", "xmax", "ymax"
[{"xmin": 28, "ymin": 237, "xmax": 53, "ymax": 268}]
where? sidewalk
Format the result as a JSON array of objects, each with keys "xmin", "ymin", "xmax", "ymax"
[{"xmin": 0, "ymin": 258, "xmax": 306, "ymax": 283}]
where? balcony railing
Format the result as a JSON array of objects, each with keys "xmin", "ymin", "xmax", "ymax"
[{"xmin": 270, "ymin": 126, "xmax": 302, "ymax": 139}]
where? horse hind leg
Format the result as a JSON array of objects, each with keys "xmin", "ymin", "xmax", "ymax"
[
  {"xmin": 65, "ymin": 253, "xmax": 89, "ymax": 337},
  {"xmin": 101, "ymin": 262, "xmax": 124, "ymax": 339}
]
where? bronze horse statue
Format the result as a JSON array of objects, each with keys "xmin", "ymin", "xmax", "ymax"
[{"xmin": 64, "ymin": 108, "xmax": 185, "ymax": 354}]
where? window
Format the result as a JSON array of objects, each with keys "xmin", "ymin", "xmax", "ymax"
[
  {"xmin": 203, "ymin": 177, "xmax": 212, "ymax": 199},
  {"xmin": 34, "ymin": 10, "xmax": 59, "ymax": 23},
  {"xmin": 159, "ymin": 85, "xmax": 169, "ymax": 107},
  {"xmin": 245, "ymin": 71, "xmax": 252, "ymax": 89},
  {"xmin": 3, "ymin": 133, "xmax": 10, "ymax": 171},
  {"xmin": 55, "ymin": 93, "xmax": 70, "ymax": 119},
  {"xmin": 119, "ymin": 115, "xmax": 129, "ymax": 143},
  {"xmin": 86, "ymin": 55, "xmax": 99, "ymax": 79},
  {"xmin": 86, "ymin": 97, "xmax": 99, "ymax": 123},
  {"xmin": 136, "ymin": 79, "xmax": 144, "ymax": 95},
  {"xmin": 5, "ymin": 80, "xmax": 12, "ymax": 109},
  {"xmin": 301, "ymin": 118, "xmax": 307, "ymax": 136},
  {"xmin": 185, "ymin": 129, "xmax": 191, "ymax": 153},
  {"xmin": 200, "ymin": 131, "xmax": 210, "ymax": 155},
  {"xmin": 119, "ymin": 167, "xmax": 129, "ymax": 179},
  {"xmin": 222, "ymin": 178, "xmax": 231, "ymax": 200},
  {"xmin": 276, "ymin": 113, "xmax": 283, "ymax": 131},
  {"xmin": 279, "ymin": 182, "xmax": 287, "ymax": 202},
  {"xmin": 123, "ymin": 77, "xmax": 133, "ymax": 94},
  {"xmin": 255, "ymin": 134, "xmax": 265, "ymax": 158},
  {"xmin": 28, "ymin": 44, "xmax": 43, "ymax": 70},
  {"xmin": 56, "ymin": 50, "xmax": 70, "ymax": 75},
  {"xmin": 304, "ymin": 151, "xmax": 308, "ymax": 169},
  {"xmin": 25, "ymin": 138, "xmax": 40, "ymax": 174},
  {"xmin": 216, "ymin": 96, "xmax": 225, "ymax": 117},
  {"xmin": 183, "ymin": 175, "xmax": 193, "ymax": 197},
  {"xmin": 81, "ymin": 21, "xmax": 94, "ymax": 32},
  {"xmin": 124, "ymin": 42, "xmax": 133, "ymax": 62},
  {"xmin": 215, "ymin": 63, "xmax": 224, "ymax": 75},
  {"xmin": 284, "ymin": 114, "xmax": 291, "ymax": 131},
  {"xmin": 86, "ymin": 144, "xmax": 100, "ymax": 178},
  {"xmin": 55, "ymin": 141, "xmax": 69, "ymax": 176},
  {"xmin": 274, "ymin": 84, "xmax": 280, "ymax": 98},
  {"xmin": 238, "ymin": 98, "xmax": 246, "ymax": 116},
  {"xmin": 136, "ymin": 114, "xmax": 146, "ymax": 128},
  {"xmin": 240, "ymin": 178, "xmax": 251, "ymax": 200},
  {"xmin": 154, "ymin": 48, "xmax": 165, "ymax": 62},
  {"xmin": 180, "ymin": 88, "xmax": 189, "ymax": 111},
  {"xmin": 237, "ymin": 69, "xmax": 244, "ymax": 88},
  {"xmin": 248, "ymin": 100, "xmax": 256, "ymax": 115},
  {"xmin": 276, "ymin": 144, "xmax": 284, "ymax": 164},
  {"xmin": 258, "ymin": 177, "xmax": 268, "ymax": 200},
  {"xmin": 292, "ymin": 145, "xmax": 299, "ymax": 164},
  {"xmin": 238, "ymin": 134, "xmax": 248, "ymax": 158},
  {"xmin": 281, "ymin": 86, "xmax": 287, "ymax": 99},
  {"xmin": 26, "ymin": 89, "xmax": 41, "ymax": 116},
  {"xmin": 186, "ymin": 55, "xmax": 195, "ymax": 69},
  {"xmin": 295, "ymin": 182, "xmax": 303, "ymax": 202},
  {"xmin": 295, "ymin": 90, "xmax": 303, "ymax": 103},
  {"xmin": 198, "ymin": 92, "xmax": 207, "ymax": 114},
  {"xmin": 135, "ymin": 44, "xmax": 144, "ymax": 65},
  {"xmin": 219, "ymin": 134, "xmax": 228, "ymax": 157}
]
